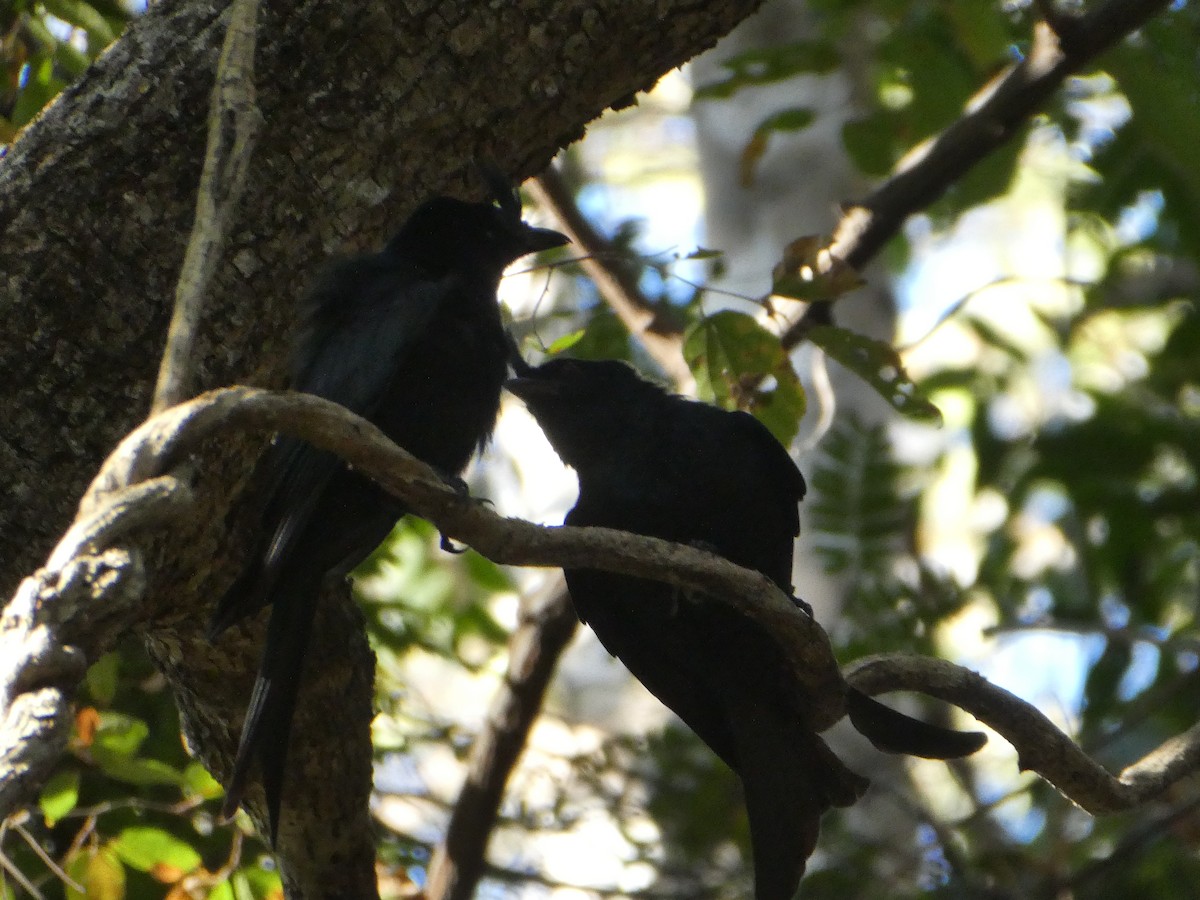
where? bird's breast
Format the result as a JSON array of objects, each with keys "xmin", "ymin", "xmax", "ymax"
[{"xmin": 372, "ymin": 301, "xmax": 507, "ymax": 475}]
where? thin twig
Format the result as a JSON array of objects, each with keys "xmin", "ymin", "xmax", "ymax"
[
  {"xmin": 13, "ymin": 821, "xmax": 82, "ymax": 894},
  {"xmin": 528, "ymin": 166, "xmax": 694, "ymax": 390},
  {"xmin": 151, "ymin": 0, "xmax": 263, "ymax": 412}
]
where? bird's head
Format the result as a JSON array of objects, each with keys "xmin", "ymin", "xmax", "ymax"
[
  {"xmin": 386, "ymin": 171, "xmax": 567, "ymax": 276},
  {"xmin": 505, "ymin": 356, "xmax": 664, "ymax": 470}
]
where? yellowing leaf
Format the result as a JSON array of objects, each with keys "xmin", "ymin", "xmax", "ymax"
[
  {"xmin": 66, "ymin": 847, "xmax": 126, "ymax": 900},
  {"xmin": 771, "ymin": 236, "xmax": 864, "ymax": 302},
  {"xmin": 740, "ymin": 108, "xmax": 816, "ymax": 186}
]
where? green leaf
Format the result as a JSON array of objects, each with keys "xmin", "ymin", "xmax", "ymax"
[
  {"xmin": 946, "ymin": 4, "xmax": 1013, "ymax": 68},
  {"xmin": 842, "ymin": 113, "xmax": 898, "ymax": 176},
  {"xmin": 740, "ymin": 108, "xmax": 815, "ymax": 186},
  {"xmin": 681, "ymin": 247, "xmax": 723, "ymax": 261},
  {"xmin": 683, "ymin": 310, "xmax": 806, "ymax": 445},
  {"xmin": 808, "ymin": 416, "xmax": 912, "ymax": 579},
  {"xmin": 808, "ymin": 325, "xmax": 942, "ymax": 423},
  {"xmin": 92, "ymin": 712, "xmax": 148, "ymax": 756},
  {"xmin": 462, "ymin": 549, "xmax": 513, "ymax": 594},
  {"xmin": 111, "ymin": 826, "xmax": 202, "ymax": 874},
  {"xmin": 11, "ymin": 56, "xmax": 67, "ymax": 127},
  {"xmin": 39, "ymin": 768, "xmax": 80, "ymax": 825},
  {"xmin": 235, "ymin": 863, "xmax": 283, "ymax": 900},
  {"xmin": 545, "ymin": 328, "xmax": 585, "ymax": 355},
  {"xmin": 52, "ymin": 38, "xmax": 92, "ymax": 78},
  {"xmin": 92, "ymin": 752, "xmax": 186, "ymax": 787},
  {"xmin": 566, "ymin": 311, "xmax": 631, "ymax": 362},
  {"xmin": 86, "ymin": 651, "xmax": 120, "ymax": 706},
  {"xmin": 182, "ymin": 760, "xmax": 224, "ymax": 799}
]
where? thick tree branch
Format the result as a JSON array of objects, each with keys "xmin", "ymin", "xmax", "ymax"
[
  {"xmin": 846, "ymin": 655, "xmax": 1200, "ymax": 816},
  {"xmin": 778, "ymin": 0, "xmax": 1173, "ymax": 348},
  {"xmin": 528, "ymin": 166, "xmax": 693, "ymax": 388},
  {"xmin": 152, "ymin": 0, "xmax": 263, "ymax": 413},
  {"xmin": 424, "ymin": 578, "xmax": 578, "ymax": 900},
  {"xmin": 81, "ymin": 388, "xmax": 846, "ymax": 711},
  {"xmin": 8, "ymin": 389, "xmax": 1200, "ymax": 843}
]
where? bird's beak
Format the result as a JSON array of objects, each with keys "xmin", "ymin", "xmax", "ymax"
[
  {"xmin": 520, "ymin": 224, "xmax": 569, "ymax": 253},
  {"xmin": 505, "ymin": 332, "xmax": 533, "ymax": 376}
]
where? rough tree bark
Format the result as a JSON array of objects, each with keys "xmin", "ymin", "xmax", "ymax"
[{"xmin": 0, "ymin": 0, "xmax": 766, "ymax": 895}]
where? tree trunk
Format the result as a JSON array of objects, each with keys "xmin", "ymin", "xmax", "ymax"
[{"xmin": 0, "ymin": 0, "xmax": 764, "ymax": 894}]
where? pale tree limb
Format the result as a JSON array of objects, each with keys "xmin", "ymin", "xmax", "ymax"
[
  {"xmin": 151, "ymin": 0, "xmax": 263, "ymax": 414},
  {"xmin": 0, "ymin": 477, "xmax": 191, "ymax": 818},
  {"xmin": 846, "ymin": 655, "xmax": 1200, "ymax": 816},
  {"xmin": 779, "ymin": 0, "xmax": 1174, "ymax": 348},
  {"xmin": 0, "ymin": 387, "xmax": 844, "ymax": 830},
  {"xmin": 5, "ymin": 388, "xmax": 1199, "ymax": 833}
]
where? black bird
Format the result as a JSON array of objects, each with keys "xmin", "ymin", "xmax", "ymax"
[
  {"xmin": 506, "ymin": 357, "xmax": 984, "ymax": 900},
  {"xmin": 212, "ymin": 174, "xmax": 568, "ymax": 839}
]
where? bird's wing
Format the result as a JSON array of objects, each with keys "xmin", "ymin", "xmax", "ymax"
[
  {"xmin": 727, "ymin": 409, "xmax": 807, "ymax": 535},
  {"xmin": 210, "ymin": 262, "xmax": 454, "ymax": 635},
  {"xmin": 292, "ymin": 257, "xmax": 454, "ymax": 413}
]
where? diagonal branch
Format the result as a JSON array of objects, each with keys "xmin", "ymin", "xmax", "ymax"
[
  {"xmin": 778, "ymin": 0, "xmax": 1173, "ymax": 349},
  {"xmin": 424, "ymin": 577, "xmax": 578, "ymax": 900},
  {"xmin": 0, "ymin": 387, "xmax": 844, "ymax": 828},
  {"xmin": 528, "ymin": 167, "xmax": 693, "ymax": 389},
  {"xmin": 88, "ymin": 389, "xmax": 844, "ymax": 701}
]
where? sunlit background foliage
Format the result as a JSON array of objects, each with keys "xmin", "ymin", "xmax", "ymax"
[{"xmin": 2, "ymin": 0, "xmax": 1198, "ymax": 897}]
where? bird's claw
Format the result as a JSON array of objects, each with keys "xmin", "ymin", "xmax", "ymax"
[
  {"xmin": 438, "ymin": 472, "xmax": 471, "ymax": 496},
  {"xmin": 434, "ymin": 471, "xmax": 492, "ymax": 552},
  {"xmin": 789, "ymin": 593, "xmax": 814, "ymax": 617}
]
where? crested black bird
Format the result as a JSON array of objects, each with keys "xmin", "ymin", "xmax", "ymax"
[
  {"xmin": 212, "ymin": 174, "xmax": 568, "ymax": 839},
  {"xmin": 506, "ymin": 356, "xmax": 984, "ymax": 900}
]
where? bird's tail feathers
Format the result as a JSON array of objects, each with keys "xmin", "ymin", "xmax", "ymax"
[
  {"xmin": 846, "ymin": 687, "xmax": 987, "ymax": 759},
  {"xmin": 220, "ymin": 582, "xmax": 319, "ymax": 843},
  {"xmin": 733, "ymin": 705, "xmax": 868, "ymax": 900},
  {"xmin": 207, "ymin": 562, "xmax": 271, "ymax": 641}
]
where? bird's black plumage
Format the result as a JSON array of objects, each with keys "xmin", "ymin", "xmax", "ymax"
[
  {"xmin": 214, "ymin": 181, "xmax": 567, "ymax": 839},
  {"xmin": 506, "ymin": 357, "xmax": 984, "ymax": 900}
]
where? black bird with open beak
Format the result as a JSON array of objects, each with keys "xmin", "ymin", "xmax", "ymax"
[{"xmin": 507, "ymin": 356, "xmax": 984, "ymax": 900}]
